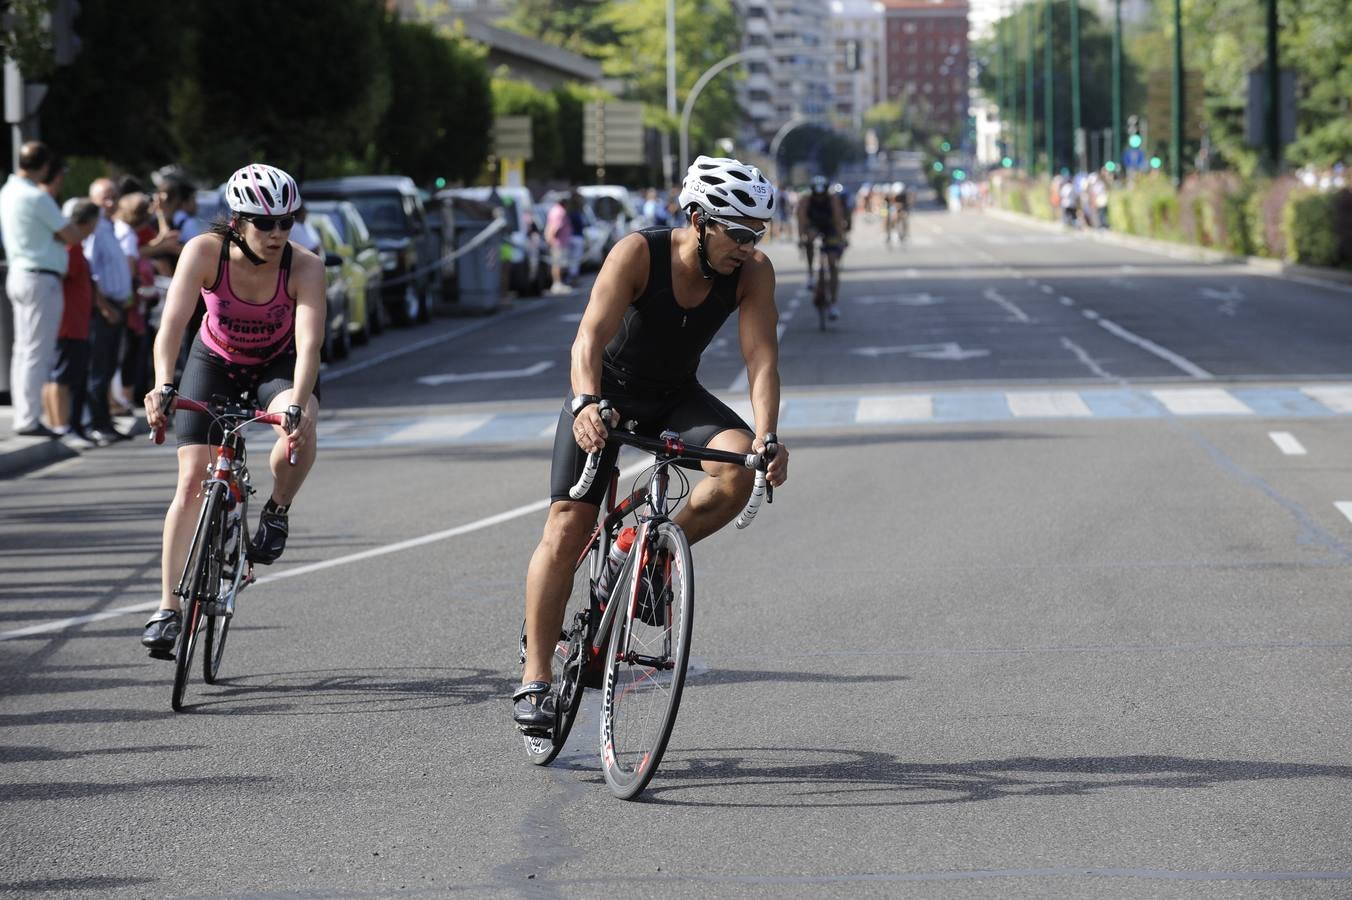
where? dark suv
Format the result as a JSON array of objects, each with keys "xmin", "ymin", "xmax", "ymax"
[{"xmin": 302, "ymin": 176, "xmax": 441, "ymax": 326}]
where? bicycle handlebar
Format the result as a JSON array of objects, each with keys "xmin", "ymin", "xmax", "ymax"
[
  {"xmin": 151, "ymin": 397, "xmax": 297, "ymax": 464},
  {"xmin": 568, "ymin": 401, "xmax": 779, "ymax": 530}
]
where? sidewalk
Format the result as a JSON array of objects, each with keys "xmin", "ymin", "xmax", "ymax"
[{"xmin": 0, "ymin": 408, "xmax": 150, "ymax": 478}]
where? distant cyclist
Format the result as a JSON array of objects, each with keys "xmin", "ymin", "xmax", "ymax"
[
  {"xmin": 513, "ymin": 155, "xmax": 791, "ymax": 732},
  {"xmin": 139, "ymin": 163, "xmax": 325, "ymax": 655},
  {"xmin": 796, "ymin": 175, "xmax": 846, "ymax": 320},
  {"xmin": 885, "ymin": 181, "xmax": 911, "ymax": 246}
]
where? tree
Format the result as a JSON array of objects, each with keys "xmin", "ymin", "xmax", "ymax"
[
  {"xmin": 374, "ymin": 16, "xmax": 492, "ymax": 185},
  {"xmin": 165, "ymin": 0, "xmax": 389, "ymax": 180},
  {"xmin": 976, "ymin": 0, "xmax": 1144, "ymax": 171},
  {"xmin": 497, "ymin": 0, "xmax": 617, "ymax": 58}
]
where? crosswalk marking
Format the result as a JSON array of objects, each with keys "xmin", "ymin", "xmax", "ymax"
[
  {"xmin": 1007, "ymin": 391, "xmax": 1093, "ymax": 418},
  {"xmin": 856, "ymin": 395, "xmax": 934, "ymax": 423},
  {"xmin": 1151, "ymin": 388, "xmax": 1252, "ymax": 415},
  {"xmin": 1269, "ymin": 432, "xmax": 1307, "ymax": 455},
  {"xmin": 314, "ymin": 384, "xmax": 1352, "ymax": 450}
]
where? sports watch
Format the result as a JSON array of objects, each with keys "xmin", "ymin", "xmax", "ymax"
[{"xmin": 569, "ymin": 393, "xmax": 601, "ymax": 417}]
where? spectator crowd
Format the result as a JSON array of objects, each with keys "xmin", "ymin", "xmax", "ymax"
[{"xmin": 2, "ymin": 142, "xmax": 203, "ymax": 446}]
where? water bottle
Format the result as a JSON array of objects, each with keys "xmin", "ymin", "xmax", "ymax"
[{"xmin": 596, "ymin": 527, "xmax": 636, "ymax": 600}]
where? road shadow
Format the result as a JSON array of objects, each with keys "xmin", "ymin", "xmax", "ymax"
[
  {"xmin": 1, "ymin": 773, "xmax": 271, "ymax": 804},
  {"xmin": 182, "ymin": 665, "xmax": 502, "ymax": 716},
  {"xmin": 0, "ymin": 876, "xmax": 156, "ymax": 893},
  {"xmin": 0, "ymin": 743, "xmax": 201, "ymax": 764},
  {"xmin": 634, "ymin": 749, "xmax": 1352, "ymax": 808}
]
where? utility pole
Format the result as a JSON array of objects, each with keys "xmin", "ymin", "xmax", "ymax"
[
  {"xmin": 1264, "ymin": 0, "xmax": 1280, "ymax": 172},
  {"xmin": 1112, "ymin": 0, "xmax": 1122, "ymax": 172},
  {"xmin": 1070, "ymin": 0, "xmax": 1082, "ymax": 171},
  {"xmin": 663, "ymin": 0, "xmax": 677, "ymax": 186},
  {"xmin": 1044, "ymin": 0, "xmax": 1054, "ymax": 173},
  {"xmin": 1171, "ymin": 0, "xmax": 1183, "ymax": 185},
  {"xmin": 1025, "ymin": 6, "xmax": 1034, "ymax": 173}
]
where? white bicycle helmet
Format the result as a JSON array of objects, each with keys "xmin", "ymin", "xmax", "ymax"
[
  {"xmin": 225, "ymin": 163, "xmax": 301, "ymax": 216},
  {"xmin": 678, "ymin": 155, "xmax": 776, "ymax": 220}
]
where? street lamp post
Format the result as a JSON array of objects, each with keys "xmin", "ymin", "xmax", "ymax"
[
  {"xmin": 1070, "ymin": 0, "xmax": 1082, "ymax": 171},
  {"xmin": 1043, "ymin": 0, "xmax": 1054, "ymax": 174},
  {"xmin": 1025, "ymin": 6, "xmax": 1034, "ymax": 173},
  {"xmin": 664, "ymin": 0, "xmax": 677, "ymax": 186},
  {"xmin": 1112, "ymin": 0, "xmax": 1122, "ymax": 172},
  {"xmin": 679, "ymin": 50, "xmax": 762, "ymax": 177}
]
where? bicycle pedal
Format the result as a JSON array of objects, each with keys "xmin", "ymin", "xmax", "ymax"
[
  {"xmin": 516, "ymin": 724, "xmax": 553, "ymax": 739},
  {"xmin": 146, "ymin": 648, "xmax": 175, "ymax": 662}
]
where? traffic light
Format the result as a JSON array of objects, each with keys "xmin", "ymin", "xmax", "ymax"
[
  {"xmin": 1149, "ymin": 156, "xmax": 1163, "ymax": 169},
  {"xmin": 1127, "ymin": 115, "xmax": 1145, "ymax": 150},
  {"xmin": 434, "ymin": 177, "xmax": 447, "ymax": 189},
  {"xmin": 953, "ymin": 169, "xmax": 966, "ymax": 181},
  {"xmin": 940, "ymin": 140, "xmax": 952, "ymax": 152},
  {"xmin": 1104, "ymin": 161, "xmax": 1118, "ymax": 173},
  {"xmin": 932, "ymin": 161, "xmax": 944, "ymax": 172},
  {"xmin": 1001, "ymin": 156, "xmax": 1013, "ymax": 168}
]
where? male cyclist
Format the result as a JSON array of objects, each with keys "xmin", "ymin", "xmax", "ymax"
[
  {"xmin": 885, "ymin": 180, "xmax": 911, "ymax": 246},
  {"xmin": 513, "ymin": 155, "xmax": 791, "ymax": 731},
  {"xmin": 796, "ymin": 175, "xmax": 847, "ymax": 320},
  {"xmin": 139, "ymin": 164, "xmax": 324, "ymax": 655}
]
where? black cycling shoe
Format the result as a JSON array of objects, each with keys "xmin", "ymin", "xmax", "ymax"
[
  {"xmin": 250, "ymin": 501, "xmax": 289, "ymax": 565},
  {"xmin": 512, "ymin": 680, "xmax": 556, "ymax": 735},
  {"xmin": 141, "ymin": 609, "xmax": 181, "ymax": 655}
]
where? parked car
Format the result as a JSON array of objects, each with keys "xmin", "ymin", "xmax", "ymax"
[
  {"xmin": 578, "ymin": 185, "xmax": 642, "ymax": 249},
  {"xmin": 302, "ymin": 176, "xmax": 441, "ymax": 326},
  {"xmin": 305, "ymin": 200, "xmax": 384, "ymax": 343},
  {"xmin": 314, "ymin": 242, "xmax": 351, "ymax": 363},
  {"xmin": 439, "ymin": 186, "xmax": 549, "ymax": 297}
]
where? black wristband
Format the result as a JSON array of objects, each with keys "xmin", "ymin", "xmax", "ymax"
[{"xmin": 569, "ymin": 394, "xmax": 600, "ymax": 418}]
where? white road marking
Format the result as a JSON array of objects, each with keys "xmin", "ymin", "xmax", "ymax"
[
  {"xmin": 857, "ymin": 293, "xmax": 943, "ymax": 306},
  {"xmin": 856, "ymin": 395, "xmax": 934, "ymax": 422},
  {"xmin": 1152, "ymin": 388, "xmax": 1252, "ymax": 415},
  {"xmin": 1302, "ymin": 386, "xmax": 1352, "ymax": 413},
  {"xmin": 417, "ymin": 361, "xmax": 553, "ymax": 386},
  {"xmin": 323, "ymin": 308, "xmax": 531, "ymax": 382},
  {"xmin": 1060, "ymin": 338, "xmax": 1114, "ymax": 381},
  {"xmin": 0, "ymin": 460, "xmax": 656, "ymax": 642},
  {"xmin": 386, "ymin": 414, "xmax": 495, "ymax": 443},
  {"xmin": 982, "ymin": 288, "xmax": 1032, "ymax": 323},
  {"xmin": 1268, "ymin": 432, "xmax": 1307, "ymax": 455},
  {"xmin": 1336, "ymin": 502, "xmax": 1352, "ymax": 525},
  {"xmin": 1040, "ymin": 285, "xmax": 1055, "ymax": 294},
  {"xmin": 1093, "ymin": 316, "xmax": 1213, "ymax": 379},
  {"xmin": 1007, "ymin": 391, "xmax": 1093, "ymax": 418},
  {"xmin": 850, "ymin": 343, "xmax": 989, "ymax": 360},
  {"xmin": 1059, "ymin": 296, "xmax": 1075, "ymax": 306}
]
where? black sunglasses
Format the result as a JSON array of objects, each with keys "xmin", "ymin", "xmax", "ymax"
[
  {"xmin": 241, "ymin": 214, "xmax": 296, "ymax": 232},
  {"xmin": 705, "ymin": 214, "xmax": 767, "ymax": 246}
]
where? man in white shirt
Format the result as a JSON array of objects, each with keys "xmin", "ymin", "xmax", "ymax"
[{"xmin": 0, "ymin": 142, "xmax": 84, "ymax": 437}]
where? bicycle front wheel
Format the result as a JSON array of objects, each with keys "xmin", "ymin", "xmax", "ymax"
[
  {"xmin": 204, "ymin": 515, "xmax": 244, "ymax": 684},
  {"xmin": 600, "ymin": 521, "xmax": 693, "ymax": 800},
  {"xmin": 172, "ymin": 486, "xmax": 223, "ymax": 711}
]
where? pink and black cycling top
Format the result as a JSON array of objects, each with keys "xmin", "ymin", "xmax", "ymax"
[{"xmin": 198, "ymin": 237, "xmax": 296, "ymax": 365}]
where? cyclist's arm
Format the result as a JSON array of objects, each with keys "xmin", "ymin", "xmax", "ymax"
[
  {"xmin": 288, "ymin": 249, "xmax": 326, "ymax": 413},
  {"xmin": 571, "ymin": 231, "xmax": 646, "ymax": 392},
  {"xmin": 832, "ymin": 196, "xmax": 847, "ymax": 235},
  {"xmin": 736, "ymin": 256, "xmax": 788, "ymax": 484}
]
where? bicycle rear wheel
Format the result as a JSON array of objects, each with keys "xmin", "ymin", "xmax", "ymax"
[
  {"xmin": 520, "ymin": 538, "xmax": 598, "ymax": 766},
  {"xmin": 600, "ymin": 521, "xmax": 693, "ymax": 800},
  {"xmin": 172, "ymin": 486, "xmax": 223, "ymax": 711}
]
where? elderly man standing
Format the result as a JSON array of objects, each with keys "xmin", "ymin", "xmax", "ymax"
[
  {"xmin": 82, "ymin": 177, "xmax": 135, "ymax": 445},
  {"xmin": 0, "ymin": 142, "xmax": 84, "ymax": 438}
]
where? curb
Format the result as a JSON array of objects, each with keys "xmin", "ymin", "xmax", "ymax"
[
  {"xmin": 982, "ymin": 207, "xmax": 1352, "ymax": 292},
  {"xmin": 0, "ymin": 414, "xmax": 149, "ymax": 479}
]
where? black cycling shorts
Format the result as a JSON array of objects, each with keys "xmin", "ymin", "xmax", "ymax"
[
  {"xmin": 549, "ymin": 374, "xmax": 751, "ymax": 506},
  {"xmin": 174, "ymin": 333, "xmax": 320, "ymax": 447}
]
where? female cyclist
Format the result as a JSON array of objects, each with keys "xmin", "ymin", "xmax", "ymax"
[{"xmin": 139, "ymin": 163, "xmax": 325, "ymax": 654}]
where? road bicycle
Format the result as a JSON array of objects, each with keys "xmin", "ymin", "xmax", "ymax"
[
  {"xmin": 152, "ymin": 395, "xmax": 296, "ymax": 711},
  {"xmin": 518, "ymin": 402, "xmax": 777, "ymax": 799},
  {"xmin": 811, "ymin": 233, "xmax": 844, "ymax": 331}
]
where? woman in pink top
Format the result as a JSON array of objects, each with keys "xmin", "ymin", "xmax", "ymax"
[{"xmin": 138, "ymin": 163, "xmax": 326, "ymax": 654}]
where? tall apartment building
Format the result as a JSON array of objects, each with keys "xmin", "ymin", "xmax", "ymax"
[
  {"xmin": 828, "ymin": 0, "xmax": 887, "ymax": 132},
  {"xmin": 881, "ymin": 0, "xmax": 970, "ymax": 139},
  {"xmin": 736, "ymin": 0, "xmax": 834, "ymax": 148}
]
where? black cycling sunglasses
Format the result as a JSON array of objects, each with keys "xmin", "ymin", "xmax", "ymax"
[
  {"xmin": 705, "ymin": 213, "xmax": 767, "ymax": 246},
  {"xmin": 241, "ymin": 214, "xmax": 296, "ymax": 233}
]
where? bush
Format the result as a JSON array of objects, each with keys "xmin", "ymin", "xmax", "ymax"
[
  {"xmin": 1283, "ymin": 190, "xmax": 1340, "ymax": 267},
  {"xmin": 1246, "ymin": 176, "xmax": 1302, "ymax": 259}
]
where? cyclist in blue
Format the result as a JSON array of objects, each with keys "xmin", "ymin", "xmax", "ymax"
[
  {"xmin": 796, "ymin": 175, "xmax": 847, "ymax": 320},
  {"xmin": 513, "ymin": 156, "xmax": 791, "ymax": 732}
]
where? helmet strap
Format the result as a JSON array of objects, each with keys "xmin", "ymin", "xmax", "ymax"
[
  {"xmin": 228, "ymin": 217, "xmax": 266, "ymax": 266},
  {"xmin": 693, "ymin": 210, "xmax": 716, "ymax": 280}
]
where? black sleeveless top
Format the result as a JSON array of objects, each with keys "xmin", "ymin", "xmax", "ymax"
[{"xmin": 602, "ymin": 228, "xmax": 741, "ymax": 392}]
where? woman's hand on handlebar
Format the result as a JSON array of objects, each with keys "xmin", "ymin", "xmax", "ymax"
[
  {"xmin": 753, "ymin": 434, "xmax": 788, "ymax": 487},
  {"xmin": 143, "ymin": 384, "xmax": 175, "ymax": 432},
  {"xmin": 282, "ymin": 403, "xmax": 316, "ymax": 454},
  {"xmin": 572, "ymin": 401, "xmax": 618, "ymax": 454}
]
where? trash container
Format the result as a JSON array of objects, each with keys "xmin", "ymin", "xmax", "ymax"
[{"xmin": 454, "ymin": 218, "xmax": 503, "ymax": 313}]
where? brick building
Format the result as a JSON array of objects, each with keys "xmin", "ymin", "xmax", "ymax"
[{"xmin": 881, "ymin": 0, "xmax": 970, "ymax": 140}]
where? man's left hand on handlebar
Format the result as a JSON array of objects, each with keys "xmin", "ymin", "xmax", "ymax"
[
  {"xmin": 753, "ymin": 435, "xmax": 789, "ymax": 487},
  {"xmin": 572, "ymin": 401, "xmax": 618, "ymax": 454}
]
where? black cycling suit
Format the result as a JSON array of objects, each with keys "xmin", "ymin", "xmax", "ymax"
[{"xmin": 549, "ymin": 227, "xmax": 750, "ymax": 505}]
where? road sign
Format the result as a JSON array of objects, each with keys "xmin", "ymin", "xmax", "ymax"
[
  {"xmin": 583, "ymin": 101, "xmax": 645, "ymax": 167},
  {"xmin": 493, "ymin": 116, "xmax": 533, "ymax": 161}
]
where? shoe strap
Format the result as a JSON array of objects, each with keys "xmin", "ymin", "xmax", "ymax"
[{"xmin": 512, "ymin": 680, "xmax": 552, "ymax": 701}]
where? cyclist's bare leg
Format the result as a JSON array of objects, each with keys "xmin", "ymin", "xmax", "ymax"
[
  {"xmin": 522, "ymin": 500, "xmax": 599, "ymax": 684},
  {"xmin": 159, "ymin": 445, "xmax": 212, "ymax": 612},
  {"xmin": 803, "ymin": 236, "xmax": 816, "ymax": 285},
  {"xmin": 264, "ymin": 391, "xmax": 320, "ymax": 505},
  {"xmin": 827, "ymin": 254, "xmax": 842, "ymax": 306},
  {"xmin": 672, "ymin": 428, "xmax": 755, "ymax": 545}
]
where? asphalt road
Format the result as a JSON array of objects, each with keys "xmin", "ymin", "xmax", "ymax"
[{"xmin": 3, "ymin": 208, "xmax": 1352, "ymax": 898}]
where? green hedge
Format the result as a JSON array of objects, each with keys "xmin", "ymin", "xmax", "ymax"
[{"xmin": 1284, "ymin": 191, "xmax": 1341, "ymax": 267}]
